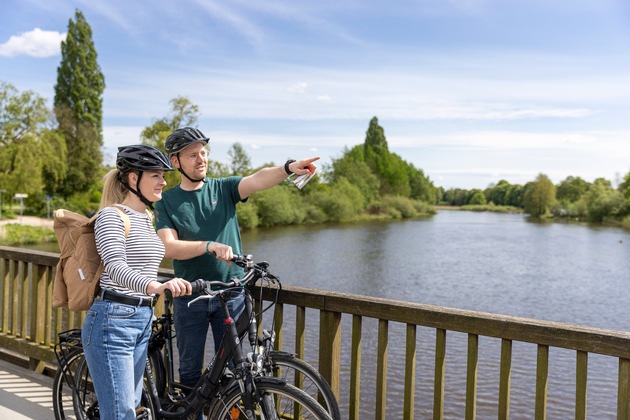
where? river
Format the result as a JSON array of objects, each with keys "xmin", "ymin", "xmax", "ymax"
[
  {"xmin": 238, "ymin": 210, "xmax": 630, "ymax": 419},
  {"xmin": 21, "ymin": 209, "xmax": 630, "ymax": 418}
]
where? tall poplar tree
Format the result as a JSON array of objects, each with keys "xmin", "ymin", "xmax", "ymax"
[{"xmin": 54, "ymin": 9, "xmax": 105, "ymax": 197}]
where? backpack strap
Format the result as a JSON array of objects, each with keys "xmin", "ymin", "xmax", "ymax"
[
  {"xmin": 94, "ymin": 206, "xmax": 131, "ymax": 282},
  {"xmin": 111, "ymin": 205, "xmax": 131, "ymax": 238}
]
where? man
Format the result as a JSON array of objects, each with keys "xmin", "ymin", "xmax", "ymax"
[{"xmin": 154, "ymin": 126, "xmax": 318, "ymax": 390}]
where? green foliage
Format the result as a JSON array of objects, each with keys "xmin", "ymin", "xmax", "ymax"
[
  {"xmin": 522, "ymin": 174, "xmax": 556, "ymax": 217},
  {"xmin": 331, "ymin": 146, "xmax": 379, "ymax": 208},
  {"xmin": 469, "ymin": 190, "xmax": 487, "ymax": 205},
  {"xmin": 252, "ymin": 186, "xmax": 306, "ymax": 227},
  {"xmin": 310, "ymin": 180, "xmax": 364, "ymax": 222},
  {"xmin": 141, "ymin": 96, "xmax": 201, "ymax": 187},
  {"xmin": 557, "ymin": 176, "xmax": 590, "ymax": 203},
  {"xmin": 580, "ymin": 178, "xmax": 623, "ymax": 223},
  {"xmin": 236, "ymin": 202, "xmax": 259, "ymax": 230},
  {"xmin": 54, "ymin": 9, "xmax": 105, "ymax": 197},
  {"xmin": 228, "ymin": 143, "xmax": 252, "ymax": 176},
  {"xmin": 1, "ymin": 224, "xmax": 56, "ymax": 245},
  {"xmin": 141, "ymin": 96, "xmax": 199, "ymax": 151},
  {"xmin": 0, "ymin": 82, "xmax": 66, "ymax": 198}
]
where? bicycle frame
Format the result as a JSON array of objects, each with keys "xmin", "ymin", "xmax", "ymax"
[{"xmin": 144, "ymin": 287, "xmax": 261, "ymax": 418}]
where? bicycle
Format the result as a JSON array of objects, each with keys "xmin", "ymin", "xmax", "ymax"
[{"xmin": 53, "ymin": 254, "xmax": 338, "ymax": 419}]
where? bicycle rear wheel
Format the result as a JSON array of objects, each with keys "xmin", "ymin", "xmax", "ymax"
[
  {"xmin": 53, "ymin": 347, "xmax": 97, "ymax": 420},
  {"xmin": 267, "ymin": 351, "xmax": 340, "ymax": 420},
  {"xmin": 68, "ymin": 355, "xmax": 156, "ymax": 419},
  {"xmin": 208, "ymin": 376, "xmax": 332, "ymax": 420}
]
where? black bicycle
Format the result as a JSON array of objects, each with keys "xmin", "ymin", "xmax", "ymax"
[{"xmin": 53, "ymin": 254, "xmax": 339, "ymax": 419}]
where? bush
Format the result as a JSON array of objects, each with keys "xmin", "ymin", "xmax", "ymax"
[
  {"xmin": 1, "ymin": 224, "xmax": 56, "ymax": 245},
  {"xmin": 237, "ymin": 203, "xmax": 259, "ymax": 230},
  {"xmin": 253, "ymin": 187, "xmax": 306, "ymax": 227}
]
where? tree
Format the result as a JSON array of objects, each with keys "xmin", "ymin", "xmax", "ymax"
[
  {"xmin": 0, "ymin": 82, "xmax": 66, "ymax": 198},
  {"xmin": 469, "ymin": 190, "xmax": 487, "ymax": 205},
  {"xmin": 141, "ymin": 97, "xmax": 200, "ymax": 187},
  {"xmin": 54, "ymin": 9, "xmax": 105, "ymax": 197},
  {"xmin": 556, "ymin": 176, "xmax": 589, "ymax": 204},
  {"xmin": 582, "ymin": 178, "xmax": 622, "ymax": 222},
  {"xmin": 523, "ymin": 174, "xmax": 556, "ymax": 217},
  {"xmin": 141, "ymin": 96, "xmax": 200, "ymax": 150},
  {"xmin": 228, "ymin": 142, "xmax": 252, "ymax": 176}
]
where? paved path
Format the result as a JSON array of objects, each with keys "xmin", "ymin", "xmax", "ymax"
[
  {"xmin": 0, "ymin": 216, "xmax": 54, "ymax": 228},
  {"xmin": 0, "ymin": 359, "xmax": 56, "ymax": 419}
]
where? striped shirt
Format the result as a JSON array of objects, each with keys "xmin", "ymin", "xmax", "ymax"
[{"xmin": 94, "ymin": 205, "xmax": 164, "ymax": 298}]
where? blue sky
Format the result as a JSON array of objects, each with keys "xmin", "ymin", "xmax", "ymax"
[{"xmin": 2, "ymin": 0, "xmax": 630, "ymax": 190}]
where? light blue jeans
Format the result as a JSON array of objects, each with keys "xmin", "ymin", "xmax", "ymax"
[
  {"xmin": 82, "ymin": 298, "xmax": 153, "ymax": 420},
  {"xmin": 173, "ymin": 290, "xmax": 245, "ymax": 387}
]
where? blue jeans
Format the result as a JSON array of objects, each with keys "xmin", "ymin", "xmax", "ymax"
[
  {"xmin": 82, "ymin": 298, "xmax": 153, "ymax": 420},
  {"xmin": 173, "ymin": 290, "xmax": 245, "ymax": 387}
]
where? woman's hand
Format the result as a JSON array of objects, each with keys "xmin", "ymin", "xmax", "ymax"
[{"xmin": 147, "ymin": 277, "xmax": 192, "ymax": 297}]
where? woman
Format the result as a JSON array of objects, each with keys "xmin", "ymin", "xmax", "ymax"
[{"xmin": 82, "ymin": 145, "xmax": 191, "ymax": 419}]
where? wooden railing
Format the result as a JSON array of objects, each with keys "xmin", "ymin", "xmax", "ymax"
[{"xmin": 2, "ymin": 245, "xmax": 630, "ymax": 419}]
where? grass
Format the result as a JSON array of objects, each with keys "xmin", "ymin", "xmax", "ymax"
[{"xmin": 0, "ymin": 224, "xmax": 56, "ymax": 246}]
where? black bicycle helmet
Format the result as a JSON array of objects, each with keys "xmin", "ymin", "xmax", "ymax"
[
  {"xmin": 116, "ymin": 145, "xmax": 173, "ymax": 209},
  {"xmin": 164, "ymin": 127, "xmax": 209, "ymax": 156},
  {"xmin": 116, "ymin": 145, "xmax": 174, "ymax": 173}
]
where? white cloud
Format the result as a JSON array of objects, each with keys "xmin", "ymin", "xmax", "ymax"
[
  {"xmin": 287, "ymin": 82, "xmax": 308, "ymax": 94},
  {"xmin": 0, "ymin": 28, "xmax": 66, "ymax": 57}
]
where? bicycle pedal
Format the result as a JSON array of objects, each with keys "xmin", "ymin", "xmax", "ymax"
[{"xmin": 136, "ymin": 406, "xmax": 151, "ymax": 419}]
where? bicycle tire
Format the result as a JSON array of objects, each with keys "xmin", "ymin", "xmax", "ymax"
[
  {"xmin": 208, "ymin": 376, "xmax": 332, "ymax": 420},
  {"xmin": 66, "ymin": 353, "xmax": 157, "ymax": 419},
  {"xmin": 53, "ymin": 347, "xmax": 95, "ymax": 420},
  {"xmin": 147, "ymin": 348, "xmax": 166, "ymax": 398},
  {"xmin": 267, "ymin": 351, "xmax": 341, "ymax": 420}
]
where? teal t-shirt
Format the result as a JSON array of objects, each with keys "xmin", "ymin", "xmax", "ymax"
[{"xmin": 154, "ymin": 177, "xmax": 245, "ymax": 283}]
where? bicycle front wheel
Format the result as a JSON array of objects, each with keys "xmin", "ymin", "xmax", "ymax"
[
  {"xmin": 208, "ymin": 376, "xmax": 332, "ymax": 420},
  {"xmin": 267, "ymin": 351, "xmax": 340, "ymax": 420}
]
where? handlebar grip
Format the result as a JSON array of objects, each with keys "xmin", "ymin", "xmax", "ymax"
[{"xmin": 190, "ymin": 279, "xmax": 207, "ymax": 294}]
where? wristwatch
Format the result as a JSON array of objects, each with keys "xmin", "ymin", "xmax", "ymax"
[{"xmin": 284, "ymin": 159, "xmax": 296, "ymax": 176}]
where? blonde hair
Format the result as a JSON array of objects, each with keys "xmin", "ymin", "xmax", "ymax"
[{"xmin": 98, "ymin": 169, "xmax": 131, "ymax": 211}]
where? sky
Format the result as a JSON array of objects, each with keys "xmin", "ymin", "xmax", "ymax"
[{"xmin": 2, "ymin": 0, "xmax": 630, "ymax": 190}]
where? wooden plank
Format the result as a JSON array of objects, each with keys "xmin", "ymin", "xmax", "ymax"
[
  {"xmin": 404, "ymin": 324, "xmax": 416, "ymax": 420},
  {"xmin": 618, "ymin": 358, "xmax": 630, "ymax": 419},
  {"xmin": 434, "ymin": 329, "xmax": 446, "ymax": 420},
  {"xmin": 319, "ymin": 310, "xmax": 341, "ymax": 400},
  {"xmin": 375, "ymin": 319, "xmax": 388, "ymax": 420},
  {"xmin": 274, "ymin": 302, "xmax": 284, "ymax": 352},
  {"xmin": 259, "ymin": 285, "xmax": 630, "ymax": 358},
  {"xmin": 466, "ymin": 334, "xmax": 478, "ymax": 420},
  {"xmin": 350, "ymin": 315, "xmax": 362, "ymax": 420},
  {"xmin": 575, "ymin": 350, "xmax": 587, "ymax": 420},
  {"xmin": 498, "ymin": 338, "xmax": 512, "ymax": 420},
  {"xmin": 535, "ymin": 344, "xmax": 549, "ymax": 420},
  {"xmin": 295, "ymin": 305, "xmax": 305, "ymax": 359}
]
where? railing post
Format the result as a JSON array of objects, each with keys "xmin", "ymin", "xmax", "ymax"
[
  {"xmin": 535, "ymin": 344, "xmax": 549, "ymax": 420},
  {"xmin": 618, "ymin": 358, "xmax": 630, "ymax": 420},
  {"xmin": 350, "ymin": 315, "xmax": 362, "ymax": 420},
  {"xmin": 375, "ymin": 319, "xmax": 388, "ymax": 420},
  {"xmin": 319, "ymin": 310, "xmax": 341, "ymax": 398},
  {"xmin": 404, "ymin": 324, "xmax": 417, "ymax": 420},
  {"xmin": 498, "ymin": 338, "xmax": 512, "ymax": 420},
  {"xmin": 434, "ymin": 328, "xmax": 446, "ymax": 420},
  {"xmin": 575, "ymin": 351, "xmax": 587, "ymax": 420},
  {"xmin": 466, "ymin": 333, "xmax": 478, "ymax": 420}
]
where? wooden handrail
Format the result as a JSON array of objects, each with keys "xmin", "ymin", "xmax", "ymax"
[{"xmin": 2, "ymin": 245, "xmax": 630, "ymax": 419}]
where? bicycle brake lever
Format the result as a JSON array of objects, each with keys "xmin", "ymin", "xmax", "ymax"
[{"xmin": 187, "ymin": 293, "xmax": 216, "ymax": 307}]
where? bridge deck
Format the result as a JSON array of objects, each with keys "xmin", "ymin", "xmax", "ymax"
[{"xmin": 0, "ymin": 358, "xmax": 56, "ymax": 419}]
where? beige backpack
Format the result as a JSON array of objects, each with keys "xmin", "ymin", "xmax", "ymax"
[{"xmin": 52, "ymin": 206, "xmax": 129, "ymax": 311}]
